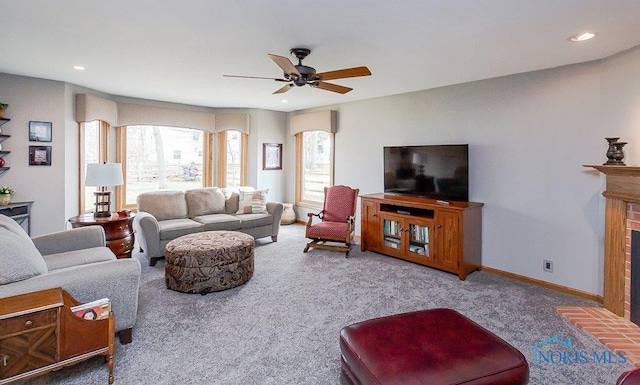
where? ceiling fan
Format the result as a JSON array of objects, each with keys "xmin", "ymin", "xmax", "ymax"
[{"xmin": 224, "ymin": 48, "xmax": 371, "ymax": 94}]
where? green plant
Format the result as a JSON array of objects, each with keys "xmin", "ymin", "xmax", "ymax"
[
  {"xmin": 0, "ymin": 186, "xmax": 15, "ymax": 194},
  {"xmin": 0, "ymin": 103, "xmax": 7, "ymax": 110}
]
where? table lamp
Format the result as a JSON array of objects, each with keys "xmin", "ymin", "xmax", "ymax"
[{"xmin": 85, "ymin": 162, "xmax": 124, "ymax": 217}]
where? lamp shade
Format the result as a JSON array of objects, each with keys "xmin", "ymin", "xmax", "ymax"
[{"xmin": 85, "ymin": 163, "xmax": 124, "ymax": 187}]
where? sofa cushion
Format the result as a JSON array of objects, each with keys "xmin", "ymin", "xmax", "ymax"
[
  {"xmin": 236, "ymin": 213, "xmax": 273, "ymax": 229},
  {"xmin": 236, "ymin": 189, "xmax": 269, "ymax": 214},
  {"xmin": 158, "ymin": 218, "xmax": 204, "ymax": 241},
  {"xmin": 137, "ymin": 191, "xmax": 188, "ymax": 221},
  {"xmin": 193, "ymin": 214, "xmax": 242, "ymax": 231},
  {"xmin": 43, "ymin": 247, "xmax": 116, "ymax": 271},
  {"xmin": 0, "ymin": 215, "xmax": 48, "ymax": 285},
  {"xmin": 185, "ymin": 187, "xmax": 226, "ymax": 217}
]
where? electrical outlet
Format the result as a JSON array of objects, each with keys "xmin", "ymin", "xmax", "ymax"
[{"xmin": 543, "ymin": 260, "xmax": 553, "ymax": 273}]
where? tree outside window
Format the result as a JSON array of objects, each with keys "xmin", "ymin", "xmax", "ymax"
[
  {"xmin": 296, "ymin": 130, "xmax": 334, "ymax": 207},
  {"xmin": 123, "ymin": 125, "xmax": 205, "ymax": 206}
]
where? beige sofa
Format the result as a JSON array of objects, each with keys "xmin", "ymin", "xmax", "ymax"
[
  {"xmin": 134, "ymin": 187, "xmax": 283, "ymax": 266},
  {"xmin": 0, "ymin": 214, "xmax": 141, "ymax": 344}
]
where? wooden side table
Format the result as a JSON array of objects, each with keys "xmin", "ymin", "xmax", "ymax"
[
  {"xmin": 68, "ymin": 213, "xmax": 135, "ymax": 259},
  {"xmin": 0, "ymin": 288, "xmax": 114, "ymax": 384}
]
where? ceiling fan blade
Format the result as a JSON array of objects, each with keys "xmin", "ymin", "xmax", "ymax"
[
  {"xmin": 314, "ymin": 82, "xmax": 352, "ymax": 94},
  {"xmin": 314, "ymin": 66, "xmax": 371, "ymax": 81},
  {"xmin": 268, "ymin": 54, "xmax": 302, "ymax": 77},
  {"xmin": 273, "ymin": 84, "xmax": 294, "ymax": 94},
  {"xmin": 223, "ymin": 74, "xmax": 289, "ymax": 82}
]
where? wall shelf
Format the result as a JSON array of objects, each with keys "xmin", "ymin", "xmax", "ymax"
[{"xmin": 0, "ymin": 118, "xmax": 10, "ymax": 177}]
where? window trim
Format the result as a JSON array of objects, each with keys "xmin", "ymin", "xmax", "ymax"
[
  {"xmin": 78, "ymin": 120, "xmax": 109, "ymax": 214},
  {"xmin": 216, "ymin": 130, "xmax": 248, "ymax": 188}
]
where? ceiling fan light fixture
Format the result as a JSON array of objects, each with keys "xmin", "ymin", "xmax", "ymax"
[
  {"xmin": 568, "ymin": 32, "xmax": 597, "ymax": 42},
  {"xmin": 227, "ymin": 47, "xmax": 371, "ymax": 95}
]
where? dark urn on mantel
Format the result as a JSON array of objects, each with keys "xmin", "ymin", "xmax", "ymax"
[{"xmin": 604, "ymin": 137, "xmax": 627, "ymax": 166}]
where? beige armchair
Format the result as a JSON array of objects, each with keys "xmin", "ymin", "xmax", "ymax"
[{"xmin": 0, "ymin": 214, "xmax": 141, "ymax": 344}]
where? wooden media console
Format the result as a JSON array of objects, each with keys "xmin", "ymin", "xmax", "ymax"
[{"xmin": 360, "ymin": 193, "xmax": 483, "ymax": 280}]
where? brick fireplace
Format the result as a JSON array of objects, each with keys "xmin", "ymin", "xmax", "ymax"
[
  {"xmin": 627, "ymin": 204, "xmax": 640, "ymax": 321},
  {"xmin": 554, "ymin": 166, "xmax": 640, "ymax": 365},
  {"xmin": 587, "ymin": 165, "xmax": 640, "ymax": 317}
]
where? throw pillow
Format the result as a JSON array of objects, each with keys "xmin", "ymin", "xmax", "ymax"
[
  {"xmin": 0, "ymin": 219, "xmax": 48, "ymax": 285},
  {"xmin": 236, "ymin": 189, "xmax": 268, "ymax": 214},
  {"xmin": 185, "ymin": 187, "xmax": 226, "ymax": 217}
]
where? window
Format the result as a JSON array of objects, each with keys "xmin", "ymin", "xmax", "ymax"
[
  {"xmin": 79, "ymin": 120, "xmax": 108, "ymax": 213},
  {"xmin": 295, "ymin": 130, "xmax": 334, "ymax": 208},
  {"xmin": 216, "ymin": 130, "xmax": 247, "ymax": 188},
  {"xmin": 117, "ymin": 125, "xmax": 212, "ymax": 208}
]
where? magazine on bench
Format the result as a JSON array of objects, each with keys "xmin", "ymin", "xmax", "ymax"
[{"xmin": 70, "ymin": 298, "xmax": 111, "ymax": 320}]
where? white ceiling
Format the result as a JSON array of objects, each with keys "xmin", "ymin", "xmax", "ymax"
[{"xmin": 2, "ymin": 1, "xmax": 640, "ymax": 112}]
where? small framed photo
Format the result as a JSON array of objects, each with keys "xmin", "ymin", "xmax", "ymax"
[
  {"xmin": 263, "ymin": 143, "xmax": 282, "ymax": 170},
  {"xmin": 29, "ymin": 121, "xmax": 52, "ymax": 142},
  {"xmin": 29, "ymin": 145, "xmax": 52, "ymax": 166}
]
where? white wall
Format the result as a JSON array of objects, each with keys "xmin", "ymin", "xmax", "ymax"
[
  {"xmin": 0, "ymin": 74, "xmax": 68, "ymax": 235},
  {"xmin": 64, "ymin": 83, "xmax": 80, "ymax": 227},
  {"xmin": 287, "ymin": 45, "xmax": 640, "ymax": 296},
  {"xmin": 601, "ymin": 47, "xmax": 640, "ymax": 165},
  {"xmin": 252, "ymin": 109, "xmax": 287, "ymax": 199}
]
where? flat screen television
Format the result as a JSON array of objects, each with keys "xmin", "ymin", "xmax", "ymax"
[{"xmin": 383, "ymin": 144, "xmax": 469, "ymax": 202}]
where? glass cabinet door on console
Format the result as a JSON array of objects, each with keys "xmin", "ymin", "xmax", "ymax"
[
  {"xmin": 408, "ymin": 219, "xmax": 435, "ymax": 264},
  {"xmin": 378, "ymin": 214, "xmax": 435, "ymax": 264},
  {"xmin": 380, "ymin": 213, "xmax": 405, "ymax": 257}
]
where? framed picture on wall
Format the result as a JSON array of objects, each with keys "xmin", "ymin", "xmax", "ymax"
[
  {"xmin": 29, "ymin": 145, "xmax": 52, "ymax": 166},
  {"xmin": 29, "ymin": 121, "xmax": 52, "ymax": 142},
  {"xmin": 263, "ymin": 143, "xmax": 282, "ymax": 170}
]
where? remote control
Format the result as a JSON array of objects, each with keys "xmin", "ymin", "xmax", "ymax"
[{"xmin": 436, "ymin": 200, "xmax": 450, "ymax": 205}]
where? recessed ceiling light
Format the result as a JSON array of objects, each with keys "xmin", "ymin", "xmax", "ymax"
[
  {"xmin": 73, "ymin": 65, "xmax": 85, "ymax": 70},
  {"xmin": 281, "ymin": 100, "xmax": 288, "ymax": 103},
  {"xmin": 568, "ymin": 32, "xmax": 597, "ymax": 42}
]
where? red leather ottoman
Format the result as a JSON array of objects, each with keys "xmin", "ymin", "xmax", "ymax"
[
  {"xmin": 340, "ymin": 308, "xmax": 529, "ymax": 385},
  {"xmin": 618, "ymin": 367, "xmax": 640, "ymax": 384}
]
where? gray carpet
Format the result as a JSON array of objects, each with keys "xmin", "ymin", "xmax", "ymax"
[{"xmin": 24, "ymin": 224, "xmax": 632, "ymax": 384}]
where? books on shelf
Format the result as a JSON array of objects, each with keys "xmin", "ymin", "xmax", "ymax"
[
  {"xmin": 70, "ymin": 298, "xmax": 111, "ymax": 320},
  {"xmin": 410, "ymin": 225, "xmax": 429, "ymax": 243},
  {"xmin": 409, "ymin": 243, "xmax": 430, "ymax": 256},
  {"xmin": 384, "ymin": 220, "xmax": 401, "ymax": 237},
  {"xmin": 384, "ymin": 237, "xmax": 401, "ymax": 249}
]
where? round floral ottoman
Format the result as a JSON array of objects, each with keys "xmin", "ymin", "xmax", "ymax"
[{"xmin": 164, "ymin": 231, "xmax": 255, "ymax": 294}]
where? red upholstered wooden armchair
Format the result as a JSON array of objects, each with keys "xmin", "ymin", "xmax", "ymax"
[{"xmin": 304, "ymin": 185, "xmax": 359, "ymax": 257}]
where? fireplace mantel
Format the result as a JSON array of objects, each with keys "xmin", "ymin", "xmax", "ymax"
[{"xmin": 585, "ymin": 165, "xmax": 640, "ymax": 316}]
